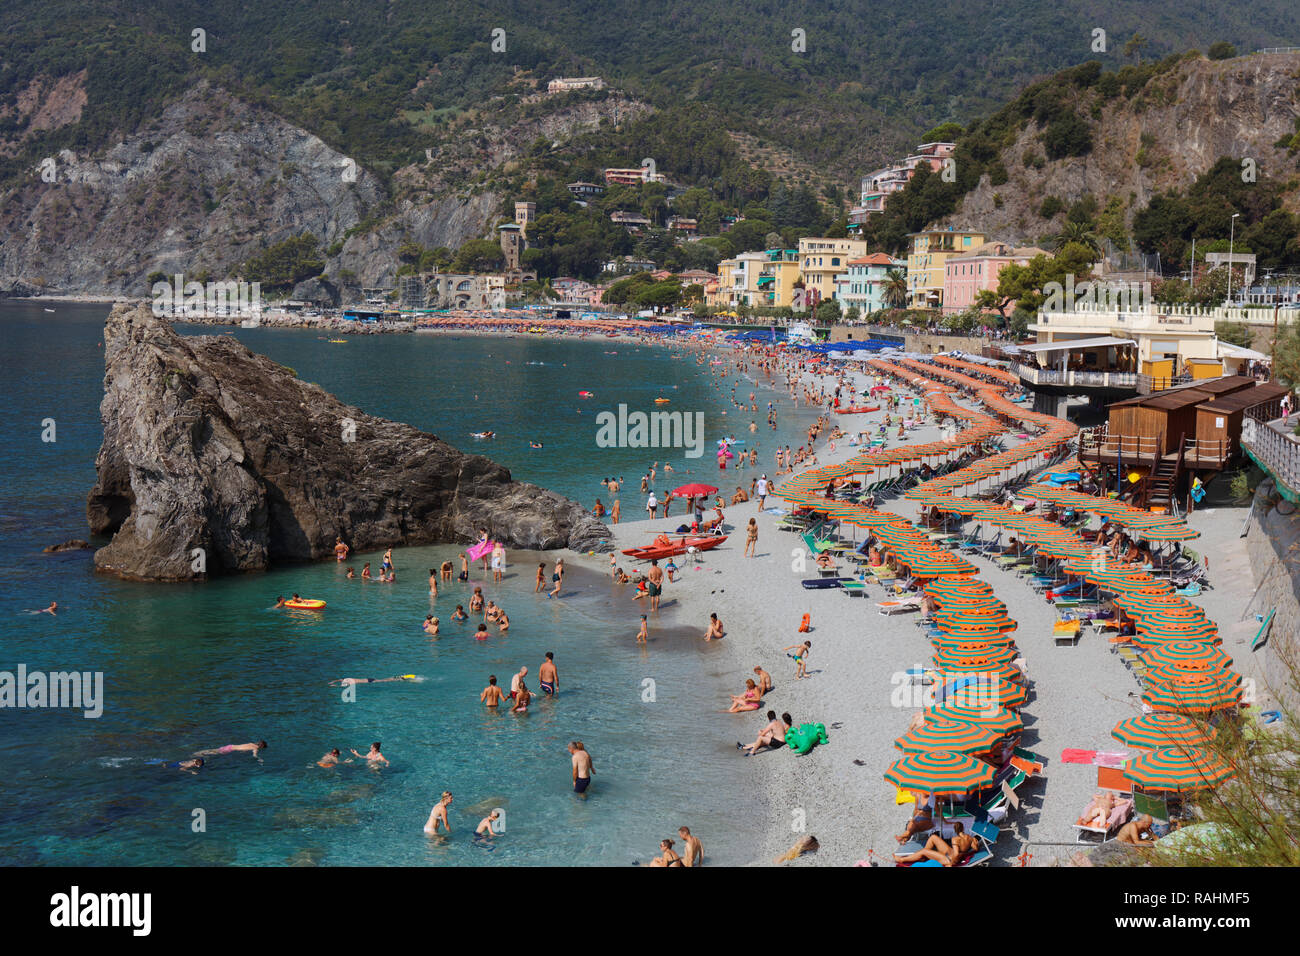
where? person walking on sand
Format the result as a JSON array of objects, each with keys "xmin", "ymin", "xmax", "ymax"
[
  {"xmin": 785, "ymin": 640, "xmax": 811, "ymax": 679},
  {"xmin": 539, "ymin": 652, "xmax": 558, "ymax": 696},
  {"xmin": 755, "ymin": 474, "xmax": 769, "ymax": 509},
  {"xmin": 744, "ymin": 516, "xmax": 758, "ymax": 557},
  {"xmin": 424, "ymin": 791, "xmax": 453, "ymax": 835},
  {"xmin": 569, "ymin": 741, "xmax": 594, "ymax": 795},
  {"xmin": 636, "ymin": 614, "xmax": 648, "ymax": 644},
  {"xmin": 647, "ymin": 559, "xmax": 664, "ymax": 612}
]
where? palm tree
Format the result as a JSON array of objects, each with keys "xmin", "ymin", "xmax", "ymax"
[
  {"xmin": 883, "ymin": 268, "xmax": 908, "ymax": 309},
  {"xmin": 1055, "ymin": 221, "xmax": 1101, "ymax": 256}
]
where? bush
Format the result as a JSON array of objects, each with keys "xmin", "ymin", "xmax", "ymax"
[
  {"xmin": 1207, "ymin": 42, "xmax": 1237, "ymax": 60},
  {"xmin": 1039, "ymin": 195, "xmax": 1065, "ymax": 219}
]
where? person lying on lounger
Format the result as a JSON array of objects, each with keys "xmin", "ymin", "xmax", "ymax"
[
  {"xmin": 815, "ymin": 552, "xmax": 836, "ymax": 569},
  {"xmin": 894, "ymin": 822, "xmax": 979, "ymax": 866},
  {"xmin": 1077, "ymin": 791, "xmax": 1115, "ymax": 830}
]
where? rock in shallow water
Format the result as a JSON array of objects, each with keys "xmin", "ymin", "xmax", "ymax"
[{"xmin": 87, "ymin": 304, "xmax": 610, "ymax": 581}]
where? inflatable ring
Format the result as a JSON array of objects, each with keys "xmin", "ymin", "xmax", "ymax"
[{"xmin": 284, "ymin": 599, "xmax": 326, "ymax": 610}]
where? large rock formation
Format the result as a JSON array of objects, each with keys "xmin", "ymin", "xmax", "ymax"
[{"xmin": 87, "ymin": 304, "xmax": 610, "ymax": 580}]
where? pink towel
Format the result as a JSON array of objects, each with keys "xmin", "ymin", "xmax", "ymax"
[
  {"xmin": 1060, "ymin": 749, "xmax": 1096, "ymax": 764},
  {"xmin": 1095, "ymin": 751, "xmax": 1129, "ymax": 768}
]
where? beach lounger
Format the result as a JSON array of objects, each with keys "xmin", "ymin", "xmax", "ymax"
[
  {"xmin": 878, "ymin": 596, "xmax": 922, "ymax": 616},
  {"xmin": 1053, "ymin": 620, "xmax": 1081, "ymax": 647},
  {"xmin": 840, "ymin": 579, "xmax": 868, "ymax": 597},
  {"xmin": 801, "ymin": 578, "xmax": 844, "ymax": 590},
  {"xmin": 1252, "ymin": 608, "xmax": 1276, "ymax": 651},
  {"xmin": 1073, "ymin": 796, "xmax": 1133, "ymax": 844}
]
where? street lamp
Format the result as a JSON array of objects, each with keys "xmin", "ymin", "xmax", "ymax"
[{"xmin": 1227, "ymin": 212, "xmax": 1240, "ymax": 308}]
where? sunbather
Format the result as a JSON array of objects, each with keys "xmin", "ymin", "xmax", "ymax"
[
  {"xmin": 895, "ymin": 792, "xmax": 934, "ymax": 843},
  {"xmin": 1117, "ymin": 814, "xmax": 1155, "ymax": 847},
  {"xmin": 725, "ymin": 679, "xmax": 763, "ymax": 712},
  {"xmin": 738, "ymin": 711, "xmax": 791, "ymax": 755},
  {"xmin": 814, "ymin": 551, "xmax": 836, "ymax": 569},
  {"xmin": 894, "ymin": 822, "xmax": 978, "ymax": 866},
  {"xmin": 1077, "ymin": 791, "xmax": 1115, "ymax": 830}
]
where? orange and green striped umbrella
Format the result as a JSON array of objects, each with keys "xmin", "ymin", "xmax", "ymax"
[
  {"xmin": 933, "ymin": 645, "xmax": 1019, "ymax": 668},
  {"xmin": 933, "ymin": 660, "xmax": 1024, "ymax": 683},
  {"xmin": 1135, "ymin": 619, "xmax": 1219, "ymax": 642},
  {"xmin": 1123, "ymin": 746, "xmax": 1235, "ymax": 792},
  {"xmin": 894, "ymin": 718, "xmax": 1006, "ymax": 755},
  {"xmin": 930, "ymin": 634, "xmax": 1018, "ymax": 653},
  {"xmin": 1142, "ymin": 674, "xmax": 1243, "ymax": 714},
  {"xmin": 927, "ymin": 702, "xmax": 1024, "ymax": 732},
  {"xmin": 883, "ymin": 750, "xmax": 998, "ymax": 796},
  {"xmin": 1141, "ymin": 642, "xmax": 1232, "ymax": 670},
  {"xmin": 1111, "ymin": 712, "xmax": 1215, "ymax": 749},
  {"xmin": 1146, "ymin": 662, "xmax": 1239, "ymax": 687}
]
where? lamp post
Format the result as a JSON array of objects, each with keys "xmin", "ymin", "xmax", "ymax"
[{"xmin": 1227, "ymin": 213, "xmax": 1240, "ymax": 309}]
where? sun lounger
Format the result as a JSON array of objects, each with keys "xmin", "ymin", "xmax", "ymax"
[
  {"xmin": 878, "ymin": 596, "xmax": 922, "ymax": 615},
  {"xmin": 840, "ymin": 579, "xmax": 868, "ymax": 597},
  {"xmin": 801, "ymin": 577, "xmax": 844, "ymax": 589},
  {"xmin": 1073, "ymin": 796, "xmax": 1133, "ymax": 844},
  {"xmin": 1053, "ymin": 620, "xmax": 1081, "ymax": 646},
  {"xmin": 1252, "ymin": 608, "xmax": 1276, "ymax": 651}
]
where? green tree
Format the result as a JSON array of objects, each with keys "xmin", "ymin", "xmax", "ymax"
[
  {"xmin": 1124, "ymin": 33, "xmax": 1149, "ymax": 65},
  {"xmin": 1055, "ymin": 220, "xmax": 1101, "ymax": 256},
  {"xmin": 1214, "ymin": 320, "xmax": 1253, "ymax": 347},
  {"xmin": 451, "ymin": 239, "xmax": 506, "ymax": 273},
  {"xmin": 1206, "ymin": 41, "xmax": 1237, "ymax": 60}
]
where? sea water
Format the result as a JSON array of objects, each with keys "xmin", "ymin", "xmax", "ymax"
[{"xmin": 0, "ymin": 302, "xmax": 821, "ymax": 866}]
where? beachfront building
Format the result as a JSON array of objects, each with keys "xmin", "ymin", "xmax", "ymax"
[
  {"xmin": 798, "ymin": 237, "xmax": 869, "ymax": 306},
  {"xmin": 755, "ymin": 249, "xmax": 800, "ymax": 308},
  {"xmin": 838, "ymin": 253, "xmax": 906, "ymax": 314},
  {"xmin": 399, "ymin": 273, "xmax": 515, "ymax": 310},
  {"xmin": 942, "ymin": 241, "xmax": 1047, "ymax": 315},
  {"xmin": 905, "ymin": 228, "xmax": 985, "ymax": 309},
  {"xmin": 548, "ymin": 76, "xmax": 605, "ymax": 93},
  {"xmin": 712, "ymin": 251, "xmax": 770, "ymax": 309},
  {"xmin": 849, "ymin": 142, "xmax": 957, "ymax": 230}
]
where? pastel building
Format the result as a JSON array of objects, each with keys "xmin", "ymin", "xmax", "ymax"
[
  {"xmin": 757, "ymin": 249, "xmax": 801, "ymax": 308},
  {"xmin": 849, "ymin": 142, "xmax": 957, "ymax": 229},
  {"xmin": 942, "ymin": 241, "xmax": 1047, "ymax": 315},
  {"xmin": 906, "ymin": 228, "xmax": 985, "ymax": 309},
  {"xmin": 797, "ymin": 237, "xmax": 869, "ymax": 306},
  {"xmin": 712, "ymin": 251, "xmax": 769, "ymax": 309},
  {"xmin": 838, "ymin": 253, "xmax": 906, "ymax": 314}
]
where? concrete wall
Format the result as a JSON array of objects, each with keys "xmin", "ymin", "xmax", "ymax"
[{"xmin": 1246, "ymin": 479, "xmax": 1300, "ymax": 709}]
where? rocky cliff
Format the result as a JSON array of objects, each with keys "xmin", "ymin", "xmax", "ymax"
[
  {"xmin": 86, "ymin": 303, "xmax": 610, "ymax": 580},
  {"xmin": 940, "ymin": 52, "xmax": 1300, "ymax": 242}
]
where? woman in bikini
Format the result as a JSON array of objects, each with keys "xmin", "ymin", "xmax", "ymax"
[
  {"xmin": 895, "ymin": 791, "xmax": 934, "ymax": 843},
  {"xmin": 648, "ymin": 838, "xmax": 685, "ymax": 867},
  {"xmin": 894, "ymin": 822, "xmax": 979, "ymax": 866},
  {"xmin": 470, "ymin": 588, "xmax": 485, "ymax": 614},
  {"xmin": 704, "ymin": 613, "xmax": 724, "ymax": 642},
  {"xmin": 744, "ymin": 517, "xmax": 758, "ymax": 558},
  {"xmin": 725, "ymin": 678, "xmax": 762, "ymax": 713},
  {"xmin": 510, "ymin": 681, "xmax": 531, "ymax": 714}
]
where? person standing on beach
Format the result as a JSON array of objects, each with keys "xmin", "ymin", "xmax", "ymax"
[
  {"xmin": 647, "ymin": 560, "xmax": 664, "ymax": 612},
  {"xmin": 424, "ymin": 791, "xmax": 453, "ymax": 835},
  {"xmin": 611, "ymin": 498, "xmax": 621, "ymax": 524},
  {"xmin": 744, "ymin": 517, "xmax": 758, "ymax": 557},
  {"xmin": 491, "ymin": 542, "xmax": 505, "ymax": 583},
  {"xmin": 549, "ymin": 558, "xmax": 564, "ymax": 598},
  {"xmin": 645, "ymin": 490, "xmax": 658, "ymax": 519},
  {"xmin": 539, "ymin": 652, "xmax": 558, "ymax": 696},
  {"xmin": 569, "ymin": 742, "xmax": 594, "ymax": 795},
  {"xmin": 785, "ymin": 640, "xmax": 811, "ymax": 679},
  {"xmin": 535, "ymin": 561, "xmax": 546, "ymax": 593},
  {"xmin": 755, "ymin": 475, "xmax": 769, "ymax": 510}
]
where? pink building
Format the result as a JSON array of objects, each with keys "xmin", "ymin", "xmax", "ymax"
[{"xmin": 942, "ymin": 241, "xmax": 1048, "ymax": 315}]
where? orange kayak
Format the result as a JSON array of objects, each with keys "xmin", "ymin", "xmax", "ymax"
[{"xmin": 621, "ymin": 535, "xmax": 728, "ymax": 561}]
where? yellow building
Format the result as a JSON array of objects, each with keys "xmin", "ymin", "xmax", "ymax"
[
  {"xmin": 711, "ymin": 251, "xmax": 769, "ymax": 309},
  {"xmin": 906, "ymin": 228, "xmax": 985, "ymax": 309},
  {"xmin": 758, "ymin": 250, "xmax": 801, "ymax": 307},
  {"xmin": 798, "ymin": 238, "xmax": 869, "ymax": 306}
]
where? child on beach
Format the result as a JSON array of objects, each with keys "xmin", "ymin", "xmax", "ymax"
[
  {"xmin": 785, "ymin": 641, "xmax": 811, "ymax": 679},
  {"xmin": 535, "ymin": 562, "xmax": 546, "ymax": 592},
  {"xmin": 636, "ymin": 615, "xmax": 648, "ymax": 644}
]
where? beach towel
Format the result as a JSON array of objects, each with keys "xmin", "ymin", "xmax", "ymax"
[
  {"xmin": 1060, "ymin": 749, "xmax": 1097, "ymax": 765},
  {"xmin": 1060, "ymin": 749, "xmax": 1129, "ymax": 767}
]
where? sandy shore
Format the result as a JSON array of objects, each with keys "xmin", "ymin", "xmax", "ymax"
[{"xmin": 570, "ymin": 358, "xmax": 1256, "ymax": 867}]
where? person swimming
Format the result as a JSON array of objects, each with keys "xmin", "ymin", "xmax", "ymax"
[
  {"xmin": 317, "ymin": 749, "xmax": 342, "ymax": 768},
  {"xmin": 451, "ymin": 605, "xmax": 468, "ymax": 622},
  {"xmin": 193, "ymin": 741, "xmax": 267, "ymax": 757},
  {"xmin": 350, "ymin": 742, "xmax": 389, "ymax": 766},
  {"xmin": 329, "ymin": 676, "xmax": 414, "ymax": 686}
]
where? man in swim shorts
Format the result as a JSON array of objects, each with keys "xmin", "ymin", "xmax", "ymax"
[
  {"xmin": 509, "ymin": 666, "xmax": 528, "ymax": 700},
  {"xmin": 539, "ymin": 652, "xmax": 558, "ymax": 695},
  {"xmin": 569, "ymin": 741, "xmax": 594, "ymax": 795},
  {"xmin": 647, "ymin": 560, "xmax": 664, "ymax": 612}
]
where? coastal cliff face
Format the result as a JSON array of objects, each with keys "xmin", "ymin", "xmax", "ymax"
[{"xmin": 86, "ymin": 304, "xmax": 610, "ymax": 580}]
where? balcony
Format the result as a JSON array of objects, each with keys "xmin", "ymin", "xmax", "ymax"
[
  {"xmin": 1014, "ymin": 364, "xmax": 1137, "ymax": 390},
  {"xmin": 1241, "ymin": 411, "xmax": 1300, "ymax": 501}
]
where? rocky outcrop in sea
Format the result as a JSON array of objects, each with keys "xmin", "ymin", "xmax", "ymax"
[{"xmin": 87, "ymin": 303, "xmax": 610, "ymax": 580}]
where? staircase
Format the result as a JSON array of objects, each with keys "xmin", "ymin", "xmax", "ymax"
[{"xmin": 1143, "ymin": 435, "xmax": 1186, "ymax": 510}]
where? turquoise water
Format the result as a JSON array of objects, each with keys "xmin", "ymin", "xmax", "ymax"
[{"xmin": 0, "ymin": 302, "xmax": 820, "ymax": 866}]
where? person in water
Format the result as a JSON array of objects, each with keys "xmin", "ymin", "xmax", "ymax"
[
  {"xmin": 317, "ymin": 749, "xmax": 342, "ymax": 768},
  {"xmin": 41, "ymin": 601, "xmax": 58, "ymax": 615},
  {"xmin": 636, "ymin": 615, "xmax": 648, "ymax": 644},
  {"xmin": 534, "ymin": 562, "xmax": 546, "ymax": 593},
  {"xmin": 452, "ymin": 605, "xmax": 468, "ymax": 622},
  {"xmin": 157, "ymin": 758, "xmax": 204, "ymax": 773},
  {"xmin": 548, "ymin": 559, "xmax": 564, "ymax": 598},
  {"xmin": 350, "ymin": 742, "xmax": 389, "ymax": 766},
  {"xmin": 538, "ymin": 652, "xmax": 557, "ymax": 695},
  {"xmin": 194, "ymin": 741, "xmax": 267, "ymax": 757},
  {"xmin": 423, "ymin": 615, "xmax": 440, "ymax": 636},
  {"xmin": 346, "ymin": 567, "xmax": 356, "ymax": 579},
  {"xmin": 474, "ymin": 622, "xmax": 490, "ymax": 640},
  {"xmin": 273, "ymin": 596, "xmax": 287, "ymax": 608},
  {"xmin": 424, "ymin": 791, "xmax": 453, "ymax": 835},
  {"xmin": 648, "ymin": 838, "xmax": 684, "ymax": 867},
  {"xmin": 475, "ymin": 811, "xmax": 502, "ymax": 841},
  {"xmin": 334, "ymin": 537, "xmax": 349, "ymax": 561},
  {"xmin": 459, "ymin": 555, "xmax": 469, "ymax": 581},
  {"xmin": 428, "ymin": 569, "xmax": 438, "ymax": 597},
  {"xmin": 329, "ymin": 676, "xmax": 412, "ymax": 686},
  {"xmin": 510, "ymin": 681, "xmax": 531, "ymax": 713},
  {"xmin": 481, "ymin": 675, "xmax": 506, "ymax": 707},
  {"xmin": 361, "ymin": 563, "xmax": 372, "ymax": 580},
  {"xmin": 569, "ymin": 741, "xmax": 594, "ymax": 795}
]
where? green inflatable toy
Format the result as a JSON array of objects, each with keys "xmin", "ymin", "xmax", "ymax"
[{"xmin": 785, "ymin": 722, "xmax": 828, "ymax": 754}]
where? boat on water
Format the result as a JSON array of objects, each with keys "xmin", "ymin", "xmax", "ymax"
[
  {"xmin": 621, "ymin": 534, "xmax": 728, "ymax": 561},
  {"xmin": 654, "ymin": 397, "xmax": 671, "ymax": 404},
  {"xmin": 328, "ymin": 338, "xmax": 348, "ymax": 343}
]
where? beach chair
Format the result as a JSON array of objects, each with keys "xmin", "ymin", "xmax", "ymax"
[
  {"xmin": 1252, "ymin": 608, "xmax": 1276, "ymax": 651},
  {"xmin": 1097, "ymin": 765, "xmax": 1131, "ymax": 794},
  {"xmin": 877, "ymin": 595, "xmax": 922, "ymax": 615},
  {"xmin": 893, "ymin": 819, "xmax": 997, "ymax": 867},
  {"xmin": 1011, "ymin": 747, "xmax": 1047, "ymax": 779},
  {"xmin": 1053, "ymin": 620, "xmax": 1081, "ymax": 647},
  {"xmin": 1133, "ymin": 791, "xmax": 1170, "ymax": 823},
  {"xmin": 1072, "ymin": 795, "xmax": 1134, "ymax": 844},
  {"xmin": 840, "ymin": 578, "xmax": 869, "ymax": 597}
]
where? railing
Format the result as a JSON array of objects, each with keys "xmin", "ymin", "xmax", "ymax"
[
  {"xmin": 1136, "ymin": 373, "xmax": 1191, "ymax": 394},
  {"xmin": 1079, "ymin": 428, "xmax": 1164, "ymax": 462},
  {"xmin": 1241, "ymin": 411, "xmax": 1300, "ymax": 499},
  {"xmin": 1015, "ymin": 364, "xmax": 1137, "ymax": 388}
]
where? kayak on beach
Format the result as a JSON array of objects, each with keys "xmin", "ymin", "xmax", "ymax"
[{"xmin": 621, "ymin": 534, "xmax": 728, "ymax": 561}]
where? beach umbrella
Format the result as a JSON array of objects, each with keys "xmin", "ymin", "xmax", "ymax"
[
  {"xmin": 1135, "ymin": 619, "xmax": 1219, "ymax": 643},
  {"xmin": 672, "ymin": 483, "xmax": 718, "ymax": 498},
  {"xmin": 935, "ymin": 676, "xmax": 1029, "ymax": 710},
  {"xmin": 1113, "ymin": 593, "xmax": 1194, "ymax": 613},
  {"xmin": 932, "ymin": 594, "xmax": 1005, "ymax": 612},
  {"xmin": 1141, "ymin": 642, "xmax": 1232, "ymax": 671},
  {"xmin": 929, "ymin": 634, "xmax": 1019, "ymax": 655},
  {"xmin": 883, "ymin": 750, "xmax": 998, "ymax": 796},
  {"xmin": 933, "ymin": 644, "xmax": 1019, "ymax": 668},
  {"xmin": 925, "ymin": 578, "xmax": 994, "ymax": 599},
  {"xmin": 1111, "ymin": 712, "xmax": 1216, "ymax": 750},
  {"xmin": 1123, "ymin": 746, "xmax": 1235, "ymax": 792},
  {"xmin": 1142, "ymin": 674, "xmax": 1243, "ymax": 714},
  {"xmin": 1146, "ymin": 661, "xmax": 1239, "ymax": 687},
  {"xmin": 934, "ymin": 660, "xmax": 1024, "ymax": 683},
  {"xmin": 933, "ymin": 607, "xmax": 1017, "ymax": 631},
  {"xmin": 894, "ymin": 718, "xmax": 1007, "ymax": 755},
  {"xmin": 926, "ymin": 702, "xmax": 1023, "ymax": 733}
]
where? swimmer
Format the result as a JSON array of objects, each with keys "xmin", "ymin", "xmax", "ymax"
[
  {"xmin": 273, "ymin": 596, "xmax": 287, "ymax": 608},
  {"xmin": 346, "ymin": 567, "xmax": 355, "ymax": 579},
  {"xmin": 474, "ymin": 622, "xmax": 490, "ymax": 640},
  {"xmin": 481, "ymin": 675, "xmax": 506, "ymax": 706},
  {"xmin": 317, "ymin": 749, "xmax": 342, "ymax": 768},
  {"xmin": 424, "ymin": 791, "xmax": 453, "ymax": 835},
  {"xmin": 155, "ymin": 758, "xmax": 204, "ymax": 773},
  {"xmin": 511, "ymin": 681, "xmax": 531, "ymax": 713},
  {"xmin": 41, "ymin": 601, "xmax": 58, "ymax": 615},
  {"xmin": 459, "ymin": 555, "xmax": 469, "ymax": 581},
  {"xmin": 350, "ymin": 741, "xmax": 389, "ymax": 766},
  {"xmin": 451, "ymin": 605, "xmax": 468, "ymax": 622},
  {"xmin": 530, "ymin": 441, "xmax": 543, "ymax": 449},
  {"xmin": 428, "ymin": 568, "xmax": 438, "ymax": 596},
  {"xmin": 361, "ymin": 563, "xmax": 372, "ymax": 580},
  {"xmin": 423, "ymin": 615, "xmax": 440, "ymax": 636},
  {"xmin": 496, "ymin": 608, "xmax": 509, "ymax": 631},
  {"xmin": 329, "ymin": 676, "xmax": 413, "ymax": 686},
  {"xmin": 539, "ymin": 652, "xmax": 558, "ymax": 695},
  {"xmin": 476, "ymin": 811, "xmax": 502, "ymax": 841},
  {"xmin": 569, "ymin": 741, "xmax": 594, "ymax": 795},
  {"xmin": 193, "ymin": 741, "xmax": 267, "ymax": 757}
]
